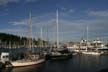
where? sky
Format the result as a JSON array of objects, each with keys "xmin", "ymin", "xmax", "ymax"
[{"xmin": 0, "ymin": 0, "xmax": 108, "ymax": 42}]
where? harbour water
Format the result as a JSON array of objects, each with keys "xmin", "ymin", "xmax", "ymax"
[{"xmin": 1, "ymin": 50, "xmax": 108, "ymax": 72}]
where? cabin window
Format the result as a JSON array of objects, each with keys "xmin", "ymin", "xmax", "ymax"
[
  {"xmin": 2, "ymin": 56, "xmax": 9, "ymax": 58},
  {"xmin": 3, "ymin": 56, "xmax": 6, "ymax": 58},
  {"xmin": 6, "ymin": 56, "xmax": 9, "ymax": 58}
]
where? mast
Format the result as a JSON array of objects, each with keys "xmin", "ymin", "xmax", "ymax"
[
  {"xmin": 86, "ymin": 26, "xmax": 88, "ymax": 51},
  {"xmin": 28, "ymin": 11, "xmax": 33, "ymax": 49},
  {"xmin": 56, "ymin": 9, "xmax": 59, "ymax": 48},
  {"xmin": 40, "ymin": 27, "xmax": 43, "ymax": 47},
  {"xmin": 9, "ymin": 41, "xmax": 11, "ymax": 49},
  {"xmin": 46, "ymin": 28, "xmax": 49, "ymax": 48}
]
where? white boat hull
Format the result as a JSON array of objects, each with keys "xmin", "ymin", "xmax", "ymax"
[
  {"xmin": 82, "ymin": 51, "xmax": 101, "ymax": 55},
  {"xmin": 11, "ymin": 59, "xmax": 45, "ymax": 67}
]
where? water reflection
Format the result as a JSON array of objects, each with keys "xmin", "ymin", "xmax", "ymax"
[
  {"xmin": 1, "ymin": 55, "xmax": 108, "ymax": 72},
  {"xmin": 0, "ymin": 64, "xmax": 44, "ymax": 72},
  {"xmin": 98, "ymin": 68, "xmax": 108, "ymax": 72}
]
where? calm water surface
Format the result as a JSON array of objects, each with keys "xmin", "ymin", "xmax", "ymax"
[
  {"xmin": 0, "ymin": 49, "xmax": 108, "ymax": 72},
  {"xmin": 1, "ymin": 54, "xmax": 108, "ymax": 72}
]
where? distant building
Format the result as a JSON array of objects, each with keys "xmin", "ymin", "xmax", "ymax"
[{"xmin": 91, "ymin": 38, "xmax": 105, "ymax": 48}]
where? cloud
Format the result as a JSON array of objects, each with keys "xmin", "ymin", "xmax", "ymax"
[
  {"xmin": 0, "ymin": 28, "xmax": 28, "ymax": 37},
  {"xmin": 9, "ymin": 21, "xmax": 28, "ymax": 26},
  {"xmin": 0, "ymin": 0, "xmax": 38, "ymax": 6},
  {"xmin": 60, "ymin": 8, "xmax": 75, "ymax": 19},
  {"xmin": 9, "ymin": 12, "xmax": 55, "ymax": 27},
  {"xmin": 61, "ymin": 7, "xmax": 66, "ymax": 11},
  {"xmin": 10, "ymin": 11, "xmax": 108, "ymax": 31},
  {"xmin": 88, "ymin": 10, "xmax": 108, "ymax": 17},
  {"xmin": 0, "ymin": 0, "xmax": 19, "ymax": 6},
  {"xmin": 0, "ymin": 12, "xmax": 8, "ymax": 16},
  {"xmin": 8, "ymin": 11, "xmax": 108, "ymax": 40},
  {"xmin": 0, "ymin": 29, "xmax": 25, "ymax": 32},
  {"xmin": 68, "ymin": 9, "xmax": 75, "ymax": 13},
  {"xmin": 25, "ymin": 0, "xmax": 38, "ymax": 2},
  {"xmin": 61, "ymin": 7, "xmax": 75, "ymax": 13}
]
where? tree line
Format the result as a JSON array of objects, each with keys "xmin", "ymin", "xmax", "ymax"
[{"xmin": 0, "ymin": 33, "xmax": 48, "ymax": 47}]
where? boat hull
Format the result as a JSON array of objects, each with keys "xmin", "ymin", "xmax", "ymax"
[
  {"xmin": 81, "ymin": 51, "xmax": 101, "ymax": 55},
  {"xmin": 11, "ymin": 59, "xmax": 45, "ymax": 67},
  {"xmin": 46, "ymin": 53, "xmax": 72, "ymax": 60}
]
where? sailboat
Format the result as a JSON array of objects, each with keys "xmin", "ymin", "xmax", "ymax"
[
  {"xmin": 11, "ymin": 11, "xmax": 45, "ymax": 67},
  {"xmin": 46, "ymin": 9, "xmax": 72, "ymax": 60},
  {"xmin": 0, "ymin": 11, "xmax": 45, "ymax": 68},
  {"xmin": 81, "ymin": 26, "xmax": 102, "ymax": 55}
]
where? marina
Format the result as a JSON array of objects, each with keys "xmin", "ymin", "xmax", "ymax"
[
  {"xmin": 1, "ymin": 53, "xmax": 108, "ymax": 72},
  {"xmin": 0, "ymin": 0, "xmax": 108, "ymax": 72}
]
